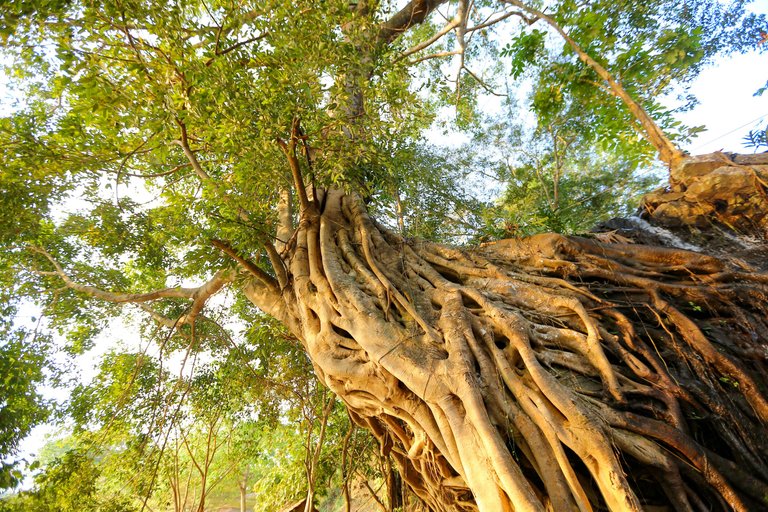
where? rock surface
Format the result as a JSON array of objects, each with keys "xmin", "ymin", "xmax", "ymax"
[
  {"xmin": 646, "ymin": 152, "xmax": 768, "ymax": 234},
  {"xmin": 596, "ymin": 152, "xmax": 768, "ymax": 270}
]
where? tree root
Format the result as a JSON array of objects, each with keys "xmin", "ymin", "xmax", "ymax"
[{"xmin": 244, "ymin": 190, "xmax": 768, "ymax": 511}]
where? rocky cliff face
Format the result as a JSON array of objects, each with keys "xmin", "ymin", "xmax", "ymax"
[{"xmin": 598, "ymin": 152, "xmax": 768, "ymax": 270}]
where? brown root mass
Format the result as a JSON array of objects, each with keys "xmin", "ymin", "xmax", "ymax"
[{"xmin": 246, "ymin": 175, "xmax": 768, "ymax": 511}]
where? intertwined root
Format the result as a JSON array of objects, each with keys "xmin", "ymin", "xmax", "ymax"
[{"xmin": 249, "ymin": 190, "xmax": 768, "ymax": 511}]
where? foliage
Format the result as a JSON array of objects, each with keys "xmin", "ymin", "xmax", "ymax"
[
  {"xmin": 492, "ymin": 153, "xmax": 658, "ymax": 237},
  {"xmin": 473, "ymin": 101, "xmax": 662, "ymax": 237},
  {"xmin": 370, "ymin": 142, "xmax": 490, "ymax": 243},
  {"xmin": 6, "ymin": 305, "xmax": 358, "ymax": 510},
  {"xmin": 249, "ymin": 422, "xmax": 316, "ymax": 509},
  {"xmin": 0, "ymin": 304, "xmax": 52, "ymax": 489},
  {"xmin": 743, "ymin": 124, "xmax": 768, "ymax": 150},
  {"xmin": 0, "ymin": 0, "xmax": 761, "ymax": 347},
  {"xmin": 0, "ymin": 448, "xmax": 136, "ymax": 512},
  {"xmin": 500, "ymin": 0, "xmax": 764, "ymax": 165}
]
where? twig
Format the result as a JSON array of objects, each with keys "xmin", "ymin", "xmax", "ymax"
[
  {"xmin": 276, "ymin": 117, "xmax": 311, "ymax": 213},
  {"xmin": 407, "ymin": 50, "xmax": 461, "ymax": 66},
  {"xmin": 210, "ymin": 239, "xmax": 281, "ymax": 292}
]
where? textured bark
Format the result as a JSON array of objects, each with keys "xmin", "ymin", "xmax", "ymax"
[
  {"xmin": 644, "ymin": 152, "xmax": 768, "ymax": 239},
  {"xmin": 243, "ymin": 160, "xmax": 768, "ymax": 511}
]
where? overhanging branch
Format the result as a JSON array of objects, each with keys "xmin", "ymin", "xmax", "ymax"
[
  {"xmin": 30, "ymin": 246, "xmax": 235, "ymax": 327},
  {"xmin": 32, "ymin": 246, "xmax": 200, "ymax": 303},
  {"xmin": 501, "ymin": 0, "xmax": 685, "ymax": 167},
  {"xmin": 378, "ymin": 0, "xmax": 450, "ymax": 46}
]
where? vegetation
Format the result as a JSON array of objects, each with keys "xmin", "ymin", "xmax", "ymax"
[
  {"xmin": 743, "ymin": 125, "xmax": 768, "ymax": 150},
  {"xmin": 0, "ymin": 308, "xmax": 51, "ymax": 489},
  {"xmin": 1, "ymin": 0, "xmax": 767, "ymax": 511}
]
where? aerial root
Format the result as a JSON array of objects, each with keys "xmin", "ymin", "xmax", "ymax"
[
  {"xmin": 458, "ymin": 287, "xmax": 643, "ymax": 511},
  {"xmin": 596, "ymin": 405, "xmax": 749, "ymax": 511},
  {"xmin": 649, "ymin": 291, "xmax": 768, "ymax": 422},
  {"xmin": 610, "ymin": 429, "xmax": 694, "ymax": 512},
  {"xmin": 268, "ymin": 193, "xmax": 768, "ymax": 511}
]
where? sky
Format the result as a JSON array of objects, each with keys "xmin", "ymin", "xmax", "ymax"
[{"xmin": 677, "ymin": 50, "xmax": 768, "ymax": 154}]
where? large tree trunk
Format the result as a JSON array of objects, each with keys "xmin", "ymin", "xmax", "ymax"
[{"xmin": 245, "ymin": 155, "xmax": 768, "ymax": 511}]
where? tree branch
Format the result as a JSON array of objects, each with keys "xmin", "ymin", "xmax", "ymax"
[
  {"xmin": 204, "ymin": 32, "xmax": 269, "ymax": 66},
  {"xmin": 174, "ymin": 118, "xmax": 214, "ymax": 183},
  {"xmin": 378, "ymin": 0, "xmax": 450, "ymax": 46},
  {"xmin": 277, "ymin": 117, "xmax": 311, "ymax": 214},
  {"xmin": 400, "ymin": 9, "xmax": 462, "ymax": 58},
  {"xmin": 462, "ymin": 66, "xmax": 505, "ymax": 96},
  {"xmin": 136, "ymin": 303, "xmax": 181, "ymax": 328},
  {"xmin": 501, "ymin": 0, "xmax": 685, "ymax": 167},
  {"xmin": 184, "ymin": 270, "xmax": 233, "ymax": 324},
  {"xmin": 30, "ymin": 246, "xmax": 234, "ymax": 326},
  {"xmin": 407, "ymin": 50, "xmax": 461, "ymax": 65},
  {"xmin": 465, "ymin": 9, "xmax": 534, "ymax": 33},
  {"xmin": 210, "ymin": 239, "xmax": 282, "ymax": 292},
  {"xmin": 32, "ymin": 247, "xmax": 199, "ymax": 302}
]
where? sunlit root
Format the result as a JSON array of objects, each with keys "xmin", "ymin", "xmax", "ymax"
[{"xmin": 243, "ymin": 189, "xmax": 768, "ymax": 511}]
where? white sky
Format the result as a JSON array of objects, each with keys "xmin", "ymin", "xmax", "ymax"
[{"xmin": 678, "ymin": 50, "xmax": 768, "ymax": 154}]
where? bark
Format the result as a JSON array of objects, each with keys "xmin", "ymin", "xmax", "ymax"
[
  {"xmin": 239, "ymin": 476, "xmax": 247, "ymax": 512},
  {"xmin": 384, "ymin": 456, "xmax": 404, "ymax": 511},
  {"xmin": 241, "ymin": 161, "xmax": 768, "ymax": 511},
  {"xmin": 276, "ymin": 187, "xmax": 294, "ymax": 254}
]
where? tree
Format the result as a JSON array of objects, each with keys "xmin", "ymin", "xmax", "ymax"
[
  {"xmin": 62, "ymin": 316, "xmax": 329, "ymax": 511},
  {"xmin": 0, "ymin": 324, "xmax": 50, "ymax": 489},
  {"xmin": 2, "ymin": 1, "xmax": 768, "ymax": 511},
  {"xmin": 0, "ymin": 447, "xmax": 137, "ymax": 512}
]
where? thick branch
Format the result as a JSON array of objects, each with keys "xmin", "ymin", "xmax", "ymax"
[
  {"xmin": 502, "ymin": 0, "xmax": 685, "ymax": 167},
  {"xmin": 31, "ymin": 246, "xmax": 234, "ymax": 325},
  {"xmin": 277, "ymin": 117, "xmax": 311, "ymax": 214},
  {"xmin": 378, "ymin": 0, "xmax": 450, "ymax": 46},
  {"xmin": 275, "ymin": 187, "xmax": 294, "ymax": 253},
  {"xmin": 263, "ymin": 241, "xmax": 289, "ymax": 290}
]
